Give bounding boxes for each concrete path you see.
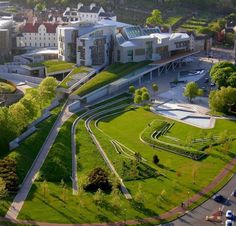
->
[85,105,132,199]
[5,101,73,220]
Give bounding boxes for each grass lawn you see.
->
[0,106,61,217]
[27,60,75,74]
[73,61,151,97]
[0,79,16,94]
[59,66,92,89]
[17,106,236,224]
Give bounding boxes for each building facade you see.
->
[63,3,116,23]
[16,22,61,48]
[58,19,191,67]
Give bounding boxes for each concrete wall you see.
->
[0,72,43,84]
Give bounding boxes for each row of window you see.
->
[19,36,56,41]
[18,42,57,47]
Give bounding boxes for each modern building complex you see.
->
[63,3,116,23]
[58,19,191,67]
[16,22,61,48]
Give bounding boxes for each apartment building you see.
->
[16,22,61,48]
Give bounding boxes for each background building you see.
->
[16,22,61,48]
[63,3,116,23]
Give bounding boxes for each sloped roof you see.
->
[78,6,101,13]
[22,22,60,33]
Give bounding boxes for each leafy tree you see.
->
[85,168,111,191]
[227,73,236,88]
[153,155,159,165]
[152,83,158,97]
[134,184,144,204]
[0,177,8,200]
[134,95,142,104]
[209,86,236,113]
[146,9,163,27]
[184,82,203,102]
[128,85,135,94]
[141,92,150,103]
[110,188,121,209]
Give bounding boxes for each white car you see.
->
[226,210,234,219]
[225,219,233,226]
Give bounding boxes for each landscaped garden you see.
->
[59,66,93,89]
[16,102,236,224]
[73,61,151,97]
[27,60,75,74]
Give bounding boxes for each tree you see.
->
[134,95,142,104]
[0,177,8,200]
[110,188,121,210]
[152,83,158,98]
[93,188,104,205]
[128,85,135,94]
[141,92,150,103]
[146,9,163,27]
[134,184,144,204]
[41,180,48,201]
[209,86,236,113]
[184,82,203,102]
[134,152,142,163]
[153,155,159,165]
[85,168,112,191]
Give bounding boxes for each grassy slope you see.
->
[17,107,236,224]
[74,61,150,97]
[59,66,91,89]
[0,106,61,217]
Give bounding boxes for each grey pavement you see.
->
[163,174,236,226]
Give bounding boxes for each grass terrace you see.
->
[59,66,92,89]
[73,61,151,97]
[27,60,75,74]
[17,103,236,224]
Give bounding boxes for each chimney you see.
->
[90,3,96,10]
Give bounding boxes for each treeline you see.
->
[0,77,58,154]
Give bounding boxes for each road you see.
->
[163,174,236,226]
[5,100,73,220]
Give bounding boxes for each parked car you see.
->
[226,210,233,220]
[225,219,233,226]
[213,194,225,203]
[210,83,215,87]
[232,189,236,197]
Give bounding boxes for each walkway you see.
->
[5,100,73,220]
[1,156,236,225]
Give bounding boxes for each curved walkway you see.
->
[1,156,236,225]
[70,97,130,194]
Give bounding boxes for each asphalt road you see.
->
[162,174,236,226]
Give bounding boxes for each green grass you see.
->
[27,60,75,74]
[0,106,61,217]
[73,61,151,97]
[59,66,91,89]
[0,79,16,94]
[18,106,236,224]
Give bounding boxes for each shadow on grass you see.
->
[158,164,176,172]
[131,200,158,217]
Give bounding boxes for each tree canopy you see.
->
[184,82,203,102]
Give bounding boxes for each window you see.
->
[127,50,133,61]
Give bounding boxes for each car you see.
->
[213,194,225,202]
[226,210,233,220]
[210,83,215,87]
[225,219,233,226]
[232,189,236,197]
